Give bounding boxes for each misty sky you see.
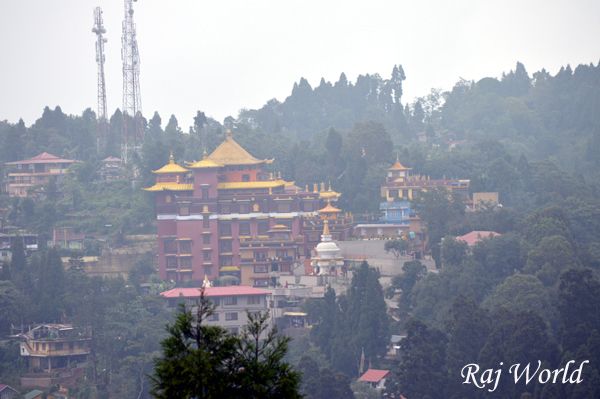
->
[1,0,599,129]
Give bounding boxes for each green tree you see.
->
[384,239,408,259]
[152,297,301,399]
[151,297,239,399]
[396,319,448,398]
[234,311,302,398]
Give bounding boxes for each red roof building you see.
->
[456,230,501,247]
[358,369,390,390]
[160,285,272,335]
[4,152,79,197]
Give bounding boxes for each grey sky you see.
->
[1,0,599,129]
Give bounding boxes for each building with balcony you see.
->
[144,131,350,285]
[17,324,91,389]
[4,152,79,197]
[380,157,470,202]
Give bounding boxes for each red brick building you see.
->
[145,131,348,285]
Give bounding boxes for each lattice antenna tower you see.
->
[93,7,108,120]
[121,0,143,163]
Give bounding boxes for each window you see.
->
[223,296,237,306]
[220,240,232,253]
[203,216,210,228]
[254,251,267,261]
[276,250,288,259]
[202,187,209,199]
[179,241,192,253]
[227,327,239,335]
[247,295,261,305]
[166,257,177,268]
[253,279,269,287]
[219,223,232,237]
[179,206,190,216]
[242,174,250,182]
[239,222,250,235]
[179,257,192,269]
[239,204,250,214]
[278,203,291,212]
[208,313,219,321]
[219,255,233,266]
[203,235,211,245]
[164,239,177,254]
[389,189,399,199]
[254,264,268,273]
[203,251,211,261]
[258,221,269,235]
[204,266,212,276]
[225,312,238,321]
[55,342,63,350]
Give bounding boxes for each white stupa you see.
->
[311,220,344,275]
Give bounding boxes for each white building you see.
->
[160,285,271,335]
[311,220,344,276]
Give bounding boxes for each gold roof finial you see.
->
[313,183,318,192]
[169,151,175,164]
[225,129,233,140]
[305,184,309,192]
[328,180,332,191]
[320,182,325,191]
[322,219,330,236]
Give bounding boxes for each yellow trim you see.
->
[217,180,287,190]
[319,203,342,213]
[143,182,193,192]
[187,158,222,169]
[220,266,240,272]
[207,132,273,166]
[319,190,341,199]
[152,154,189,174]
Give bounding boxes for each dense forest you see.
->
[1,61,600,397]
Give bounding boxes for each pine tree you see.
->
[152,295,301,399]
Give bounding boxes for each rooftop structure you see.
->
[144,131,348,285]
[381,156,470,202]
[17,324,91,389]
[456,230,501,247]
[160,285,271,335]
[4,152,79,197]
[311,220,344,277]
[358,369,390,390]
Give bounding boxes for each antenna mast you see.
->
[93,7,108,121]
[121,0,143,163]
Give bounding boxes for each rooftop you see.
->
[160,285,271,299]
[153,154,189,174]
[5,152,78,165]
[206,130,273,166]
[456,230,501,246]
[358,369,390,383]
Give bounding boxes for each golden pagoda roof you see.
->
[143,182,193,192]
[187,157,222,169]
[217,179,287,190]
[319,190,341,200]
[319,203,342,213]
[206,130,273,166]
[153,153,189,174]
[389,154,411,171]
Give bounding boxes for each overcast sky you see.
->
[1,0,599,128]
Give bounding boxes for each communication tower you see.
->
[121,0,143,163]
